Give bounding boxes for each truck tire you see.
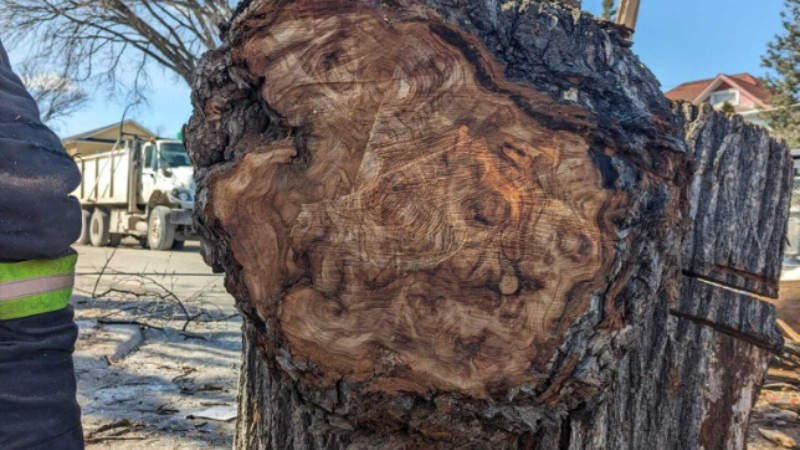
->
[147,206,175,251]
[75,209,92,245]
[89,209,110,247]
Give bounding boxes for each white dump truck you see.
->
[73,136,195,251]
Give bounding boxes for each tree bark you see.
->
[186,1,793,448]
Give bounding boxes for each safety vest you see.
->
[0,254,77,320]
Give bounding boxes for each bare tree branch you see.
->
[18,60,90,124]
[0,0,235,103]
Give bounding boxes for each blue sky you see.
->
[3,0,788,138]
[583,0,785,90]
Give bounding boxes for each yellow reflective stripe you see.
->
[0,254,77,320]
[0,254,78,283]
[0,288,73,320]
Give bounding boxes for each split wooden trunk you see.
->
[186,1,793,448]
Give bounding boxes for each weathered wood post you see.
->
[186,1,792,448]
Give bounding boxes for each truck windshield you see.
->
[159,143,192,168]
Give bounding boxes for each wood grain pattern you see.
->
[208,0,632,398]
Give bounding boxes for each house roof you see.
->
[665,73,772,108]
[61,119,155,142]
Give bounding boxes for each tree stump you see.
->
[186,1,793,448]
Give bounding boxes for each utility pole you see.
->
[616,0,641,34]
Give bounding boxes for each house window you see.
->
[710,89,739,107]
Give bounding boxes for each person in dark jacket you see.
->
[0,39,84,449]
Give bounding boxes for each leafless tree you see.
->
[18,61,89,124]
[0,0,234,100]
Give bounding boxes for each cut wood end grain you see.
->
[201,0,682,400]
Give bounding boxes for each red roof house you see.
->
[665,73,773,127]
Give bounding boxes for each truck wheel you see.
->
[171,239,185,250]
[89,209,110,247]
[148,206,176,251]
[75,209,92,245]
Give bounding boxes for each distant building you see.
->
[61,120,155,157]
[665,73,772,128]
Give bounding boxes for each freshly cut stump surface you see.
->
[185,0,756,446]
[209,1,630,398]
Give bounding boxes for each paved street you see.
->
[73,239,234,315]
[70,240,241,448]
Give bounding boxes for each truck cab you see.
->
[138,140,196,249]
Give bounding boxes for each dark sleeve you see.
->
[0,39,81,262]
[0,306,84,449]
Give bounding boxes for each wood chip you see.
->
[778,319,800,343]
[758,428,797,448]
[768,368,800,385]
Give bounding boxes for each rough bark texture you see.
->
[678,103,792,298]
[185,1,791,448]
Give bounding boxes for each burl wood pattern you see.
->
[208,1,624,397]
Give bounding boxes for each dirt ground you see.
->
[772,280,800,332]
[746,279,800,449]
[72,241,241,449]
